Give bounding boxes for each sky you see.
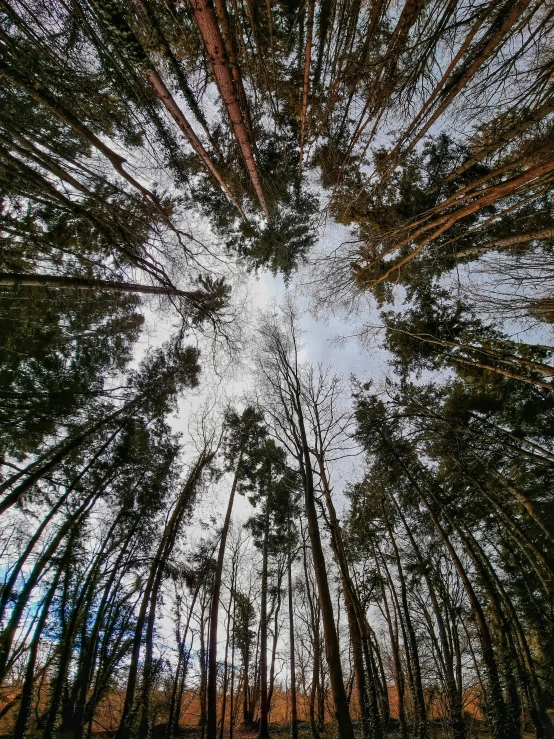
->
[139,213,396,675]
[120,211,399,617]
[132,211,393,521]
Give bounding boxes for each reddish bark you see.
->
[213,0,254,139]
[146,68,244,215]
[189,0,270,218]
[358,154,554,289]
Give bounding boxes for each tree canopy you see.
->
[1,2,554,739]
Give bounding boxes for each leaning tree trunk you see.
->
[374,550,408,739]
[258,495,270,739]
[43,539,111,739]
[294,408,355,739]
[316,458,382,739]
[0,432,121,623]
[118,450,213,739]
[392,497,466,739]
[207,450,244,739]
[287,529,299,739]
[72,535,136,739]
[189,0,270,218]
[0,61,158,204]
[0,272,227,316]
[0,403,132,515]
[11,553,66,739]
[416,487,511,739]
[0,485,103,682]
[298,0,314,176]
[382,508,428,739]
[135,0,216,145]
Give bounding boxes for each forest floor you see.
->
[141,723,542,739]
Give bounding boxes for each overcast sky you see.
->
[131,214,393,539]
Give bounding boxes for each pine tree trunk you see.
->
[212,0,254,139]
[0,488,101,682]
[0,60,158,203]
[416,488,510,739]
[135,0,215,144]
[219,580,234,739]
[189,0,270,218]
[145,67,243,215]
[392,499,466,739]
[43,545,109,739]
[382,509,428,739]
[460,524,554,739]
[375,552,408,739]
[118,451,213,739]
[11,559,65,739]
[72,539,135,739]
[0,434,120,623]
[220,549,240,739]
[0,272,225,309]
[0,404,131,515]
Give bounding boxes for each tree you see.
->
[258,305,355,739]
[206,406,267,739]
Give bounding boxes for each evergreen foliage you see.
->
[1,1,554,738]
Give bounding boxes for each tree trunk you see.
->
[117,450,213,739]
[392,498,466,739]
[298,0,314,176]
[0,433,120,622]
[189,0,270,218]
[72,539,136,739]
[0,487,102,682]
[258,495,270,739]
[415,486,510,739]
[229,587,237,739]
[316,457,382,739]
[199,597,209,737]
[0,60,158,203]
[295,418,355,739]
[43,538,111,739]
[287,534,299,739]
[382,508,428,739]
[374,552,408,739]
[460,523,554,739]
[219,566,236,739]
[144,67,243,215]
[267,566,283,711]
[212,0,254,139]
[135,0,215,144]
[0,272,227,313]
[11,559,65,739]
[301,530,322,739]
[0,403,132,515]
[208,451,243,739]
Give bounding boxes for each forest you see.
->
[1,0,553,738]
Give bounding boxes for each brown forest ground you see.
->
[1,686,552,738]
